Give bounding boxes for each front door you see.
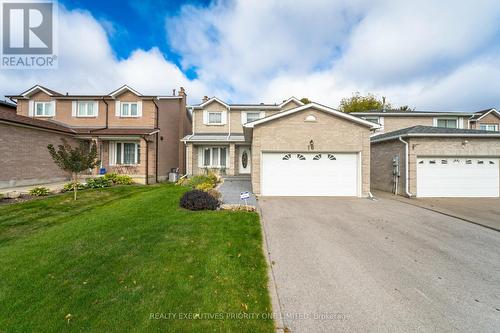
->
[239,147,251,174]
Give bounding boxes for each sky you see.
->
[1,0,500,111]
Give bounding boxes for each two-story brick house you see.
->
[183,97,380,197]
[3,85,190,187]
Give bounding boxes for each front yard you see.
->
[0,184,273,332]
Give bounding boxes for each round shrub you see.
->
[180,190,220,211]
[103,173,134,185]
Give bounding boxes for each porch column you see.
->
[228,143,236,176]
[186,143,193,176]
[92,137,101,176]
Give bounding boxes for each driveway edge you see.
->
[378,192,500,232]
[258,204,287,333]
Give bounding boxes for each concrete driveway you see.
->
[259,197,500,332]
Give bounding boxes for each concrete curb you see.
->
[257,203,287,333]
[378,192,500,232]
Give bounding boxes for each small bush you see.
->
[29,187,50,196]
[188,175,213,188]
[180,189,220,211]
[195,181,214,192]
[62,182,86,192]
[176,177,189,186]
[103,173,134,185]
[206,188,221,200]
[85,177,112,189]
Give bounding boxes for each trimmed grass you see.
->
[0,184,274,332]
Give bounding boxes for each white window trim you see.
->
[109,142,140,165]
[33,101,55,117]
[74,100,98,118]
[199,146,228,168]
[203,110,227,125]
[479,124,499,131]
[119,102,141,118]
[434,117,459,128]
[242,111,265,124]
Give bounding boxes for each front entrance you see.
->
[239,146,251,174]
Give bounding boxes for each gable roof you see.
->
[0,108,74,134]
[108,85,142,98]
[279,97,304,108]
[15,85,63,98]
[469,108,500,122]
[198,97,230,109]
[371,125,500,143]
[243,103,380,129]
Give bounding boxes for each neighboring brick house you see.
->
[183,98,379,197]
[351,108,500,134]
[0,100,16,113]
[3,85,191,188]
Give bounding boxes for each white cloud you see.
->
[2,1,500,111]
[167,0,500,110]
[0,7,206,100]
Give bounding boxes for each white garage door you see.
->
[417,157,499,197]
[261,152,359,196]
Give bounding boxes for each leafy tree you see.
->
[339,92,391,113]
[47,139,100,200]
[300,97,312,104]
[398,105,415,111]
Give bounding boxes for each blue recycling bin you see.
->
[99,168,107,175]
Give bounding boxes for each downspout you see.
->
[143,135,149,185]
[102,97,109,129]
[226,106,231,140]
[399,136,413,197]
[152,98,159,183]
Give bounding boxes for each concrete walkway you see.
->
[217,177,257,206]
[260,196,500,332]
[0,181,68,195]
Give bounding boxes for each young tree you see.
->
[47,139,100,200]
[339,92,391,113]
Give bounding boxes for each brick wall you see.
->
[0,123,81,188]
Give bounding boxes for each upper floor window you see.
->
[208,112,222,124]
[77,101,95,117]
[203,110,227,125]
[121,102,139,117]
[363,116,380,124]
[242,111,265,124]
[436,118,457,128]
[480,124,498,131]
[34,101,54,117]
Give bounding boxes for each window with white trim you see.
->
[479,124,499,131]
[243,111,264,124]
[113,142,140,165]
[436,118,457,128]
[201,147,227,167]
[34,102,54,117]
[121,102,139,117]
[208,112,223,124]
[363,116,380,124]
[77,101,95,117]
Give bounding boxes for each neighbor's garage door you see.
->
[261,152,359,196]
[417,157,499,197]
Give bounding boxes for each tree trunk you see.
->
[73,173,78,201]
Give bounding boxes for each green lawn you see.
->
[0,184,274,332]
